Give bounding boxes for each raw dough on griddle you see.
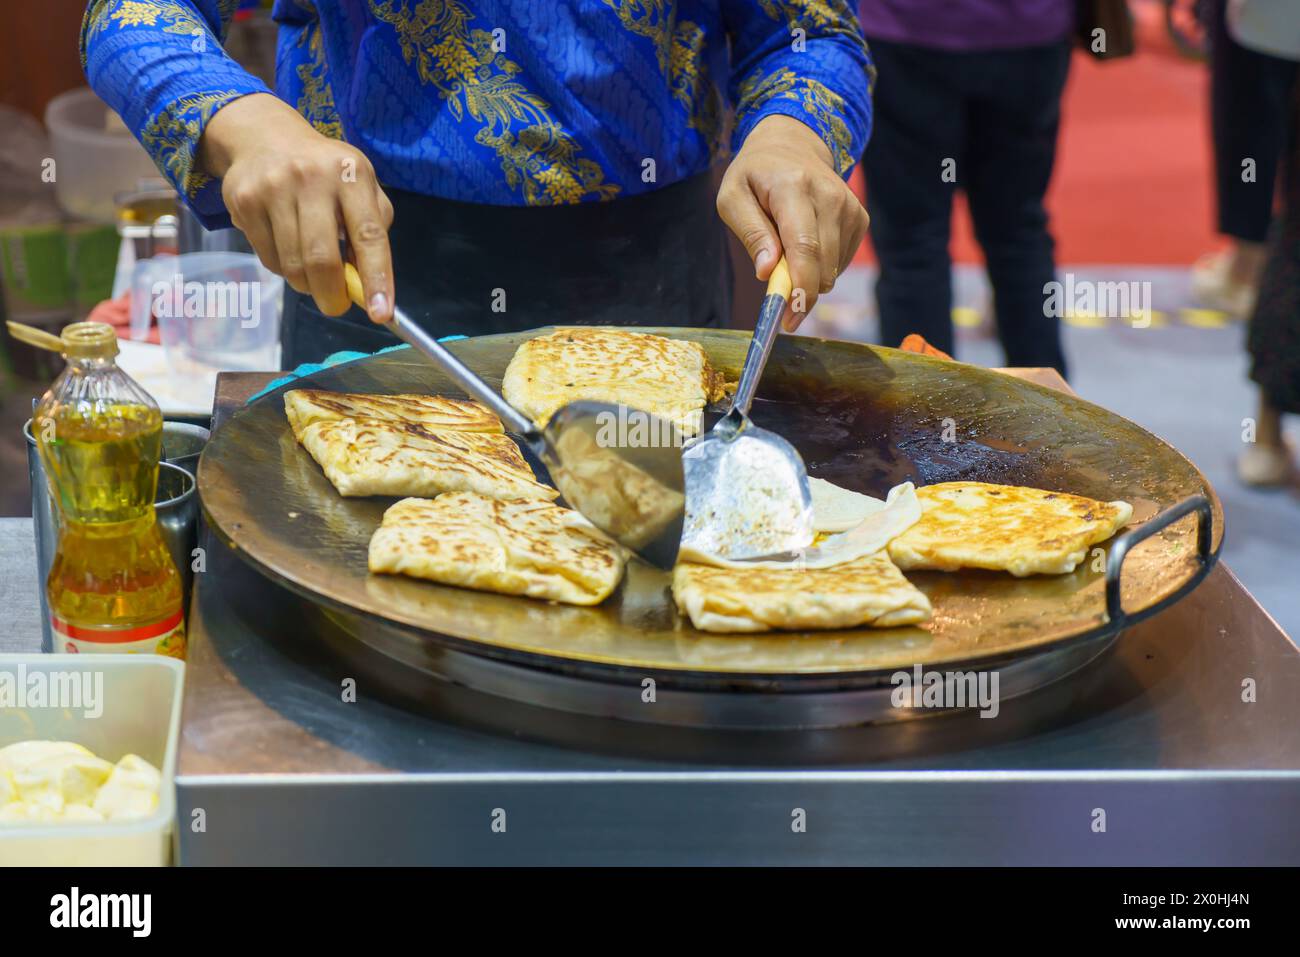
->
[368,493,627,606]
[809,477,886,532]
[678,482,921,570]
[887,481,1134,577]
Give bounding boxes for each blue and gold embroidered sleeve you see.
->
[81,0,273,227]
[726,0,875,177]
[80,1,874,223]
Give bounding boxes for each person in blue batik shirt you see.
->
[81,1,875,365]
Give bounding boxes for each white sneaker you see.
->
[1238,441,1294,487]
[1191,251,1258,319]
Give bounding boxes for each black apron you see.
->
[279,170,731,367]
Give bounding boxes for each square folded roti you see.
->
[284,389,502,437]
[672,551,933,633]
[887,481,1134,577]
[502,328,728,436]
[369,493,627,606]
[296,417,556,501]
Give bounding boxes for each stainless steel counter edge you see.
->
[175,773,1300,865]
[177,768,1300,785]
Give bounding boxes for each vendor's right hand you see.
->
[198,93,395,323]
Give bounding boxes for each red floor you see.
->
[853,1,1219,267]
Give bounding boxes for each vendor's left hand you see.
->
[717,114,869,330]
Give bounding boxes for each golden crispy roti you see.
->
[502,328,728,435]
[296,417,556,501]
[368,493,627,606]
[887,481,1134,577]
[672,551,932,633]
[284,389,501,437]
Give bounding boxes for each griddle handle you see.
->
[1105,494,1213,628]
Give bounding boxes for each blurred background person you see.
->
[856,0,1075,374]
[1231,0,1300,485]
[1191,0,1297,319]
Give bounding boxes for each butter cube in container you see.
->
[0,655,182,866]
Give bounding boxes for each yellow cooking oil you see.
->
[26,321,187,658]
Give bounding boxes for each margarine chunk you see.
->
[93,754,162,821]
[0,741,161,824]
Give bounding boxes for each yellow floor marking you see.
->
[1180,308,1229,329]
[1064,310,1108,328]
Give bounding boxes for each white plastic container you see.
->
[137,251,282,407]
[128,253,178,341]
[44,87,162,223]
[152,251,283,370]
[0,654,183,866]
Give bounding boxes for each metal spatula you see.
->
[680,258,814,561]
[342,264,686,568]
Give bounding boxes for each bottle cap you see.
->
[6,320,118,359]
[60,322,119,359]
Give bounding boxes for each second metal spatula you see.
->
[679,258,815,561]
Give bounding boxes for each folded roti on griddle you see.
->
[284,389,501,437]
[502,328,728,436]
[673,550,932,633]
[369,493,627,606]
[887,481,1134,577]
[296,417,556,501]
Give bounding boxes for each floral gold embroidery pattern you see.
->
[370,0,618,204]
[141,90,245,198]
[669,19,724,157]
[758,0,847,30]
[757,0,876,94]
[296,22,344,139]
[82,0,223,64]
[737,68,855,174]
[603,1,724,156]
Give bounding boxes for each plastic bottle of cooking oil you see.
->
[20,321,186,658]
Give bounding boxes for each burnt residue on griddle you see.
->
[742,383,1067,497]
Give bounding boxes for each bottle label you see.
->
[51,609,187,659]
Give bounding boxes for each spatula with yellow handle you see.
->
[342,263,687,568]
[679,257,815,562]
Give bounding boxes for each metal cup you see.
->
[161,421,210,477]
[24,419,57,653]
[155,462,198,609]
[26,420,200,651]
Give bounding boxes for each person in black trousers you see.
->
[1193,0,1299,318]
[859,35,1071,375]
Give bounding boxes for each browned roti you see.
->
[369,493,627,605]
[284,389,501,437]
[296,417,556,501]
[672,551,932,633]
[887,482,1134,577]
[502,328,728,435]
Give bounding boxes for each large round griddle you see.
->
[198,329,1221,728]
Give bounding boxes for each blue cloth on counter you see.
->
[244,338,465,403]
[80,1,874,230]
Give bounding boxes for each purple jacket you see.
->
[858,0,1075,51]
